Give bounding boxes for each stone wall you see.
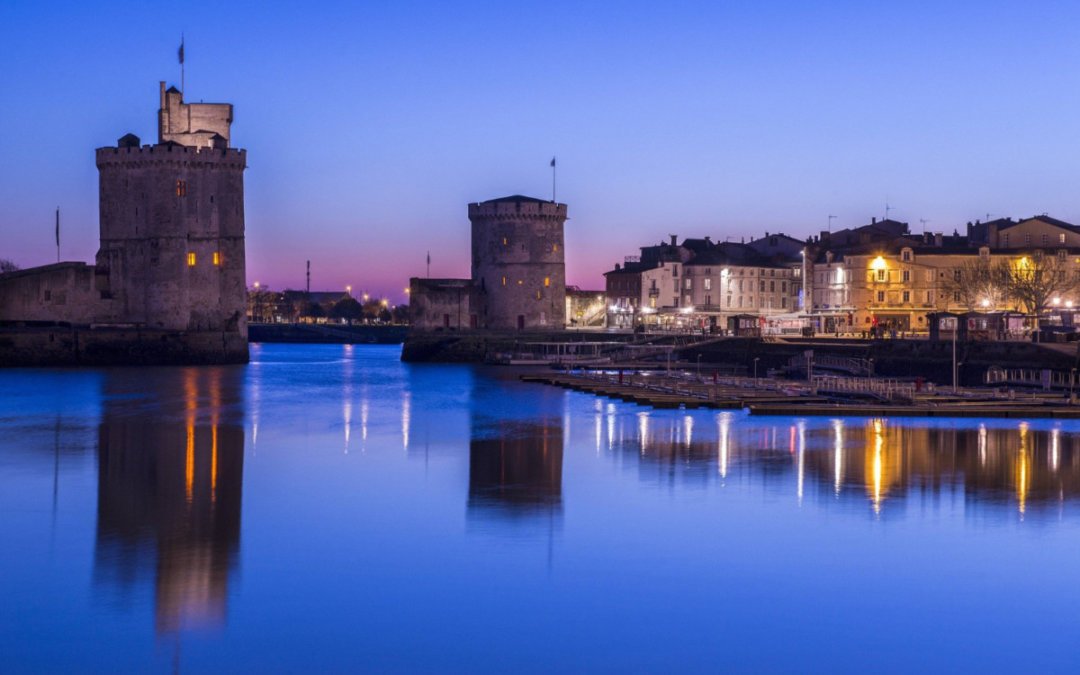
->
[95,143,247,335]
[408,278,477,330]
[0,263,112,325]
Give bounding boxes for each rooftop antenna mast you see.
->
[885,199,894,222]
[920,218,930,234]
[827,214,837,233]
[55,207,60,263]
[306,260,311,296]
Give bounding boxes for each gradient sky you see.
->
[5,1,1080,302]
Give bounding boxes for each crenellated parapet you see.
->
[96,143,246,171]
[468,197,567,221]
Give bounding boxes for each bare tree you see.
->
[939,257,1005,311]
[1002,251,1080,325]
[0,259,19,273]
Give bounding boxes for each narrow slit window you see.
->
[544,276,550,287]
[213,251,221,266]
[187,252,196,267]
[176,180,187,197]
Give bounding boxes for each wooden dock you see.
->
[520,371,1080,418]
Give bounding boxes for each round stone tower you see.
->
[470,195,567,330]
[94,83,247,341]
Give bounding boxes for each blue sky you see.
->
[4,0,1080,300]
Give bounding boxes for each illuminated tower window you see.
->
[187,252,196,267]
[552,243,558,253]
[502,237,508,246]
[213,251,221,266]
[176,179,187,197]
[544,276,551,287]
[501,276,507,286]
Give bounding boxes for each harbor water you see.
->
[3,344,1080,673]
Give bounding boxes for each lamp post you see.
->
[753,357,760,381]
[697,354,702,381]
[952,321,958,393]
[1071,368,1076,402]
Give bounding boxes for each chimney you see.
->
[670,234,677,246]
[704,236,712,244]
[872,217,877,225]
[615,263,621,271]
[934,232,944,247]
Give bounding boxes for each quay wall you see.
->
[0,327,248,367]
[402,330,636,363]
[681,338,1079,387]
[249,323,407,344]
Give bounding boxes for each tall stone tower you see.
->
[470,195,567,330]
[95,82,247,339]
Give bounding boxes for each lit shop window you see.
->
[187,252,196,267]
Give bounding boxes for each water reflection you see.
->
[93,367,244,634]
[468,422,563,521]
[608,413,1080,518]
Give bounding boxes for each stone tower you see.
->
[470,195,567,329]
[94,82,247,339]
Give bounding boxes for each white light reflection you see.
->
[796,420,806,504]
[401,391,411,450]
[717,413,730,479]
[832,419,844,495]
[1051,426,1061,472]
[344,400,352,454]
[638,411,649,453]
[683,415,694,449]
[606,403,616,451]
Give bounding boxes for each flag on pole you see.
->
[550,156,556,167]
[426,251,431,266]
[178,37,185,64]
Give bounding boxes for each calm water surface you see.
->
[3,344,1080,673]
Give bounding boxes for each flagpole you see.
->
[55,207,60,263]
[551,156,556,203]
[179,34,185,95]
[426,251,431,278]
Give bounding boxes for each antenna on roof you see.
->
[920,218,930,234]
[827,214,837,233]
[885,199,894,222]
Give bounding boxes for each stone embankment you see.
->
[0,326,248,366]
[249,323,406,344]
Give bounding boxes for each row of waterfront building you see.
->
[604,214,1080,335]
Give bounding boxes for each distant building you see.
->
[0,82,248,363]
[410,196,568,330]
[604,234,803,331]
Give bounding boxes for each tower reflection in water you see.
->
[611,412,1080,518]
[93,366,244,634]
[468,421,563,523]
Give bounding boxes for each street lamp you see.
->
[346,285,352,296]
[753,357,760,380]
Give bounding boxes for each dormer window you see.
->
[901,248,912,262]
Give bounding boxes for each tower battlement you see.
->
[468,196,567,220]
[96,143,246,170]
